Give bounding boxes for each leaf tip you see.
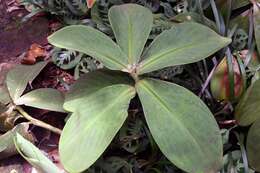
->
[87,0,96,8]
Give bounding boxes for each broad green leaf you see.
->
[6,61,47,101]
[253,3,260,55]
[60,71,136,173]
[246,118,260,172]
[48,25,128,71]
[13,133,61,173]
[60,86,135,173]
[15,88,65,112]
[138,22,231,74]
[0,86,11,104]
[64,70,134,111]
[136,78,222,173]
[0,123,33,160]
[109,4,153,64]
[235,79,260,126]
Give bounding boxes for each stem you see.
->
[16,106,62,135]
[130,72,139,83]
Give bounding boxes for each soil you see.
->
[0,0,49,63]
[0,2,62,172]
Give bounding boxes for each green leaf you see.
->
[109,4,153,64]
[60,71,136,173]
[235,79,260,126]
[15,88,65,112]
[138,22,231,74]
[6,61,48,101]
[246,118,260,172]
[13,133,61,173]
[232,0,250,10]
[136,78,222,173]
[48,25,128,71]
[253,3,260,55]
[0,123,33,160]
[0,86,11,104]
[64,70,134,112]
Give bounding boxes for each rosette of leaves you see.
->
[0,62,65,171]
[0,62,65,113]
[0,62,65,133]
[48,3,231,173]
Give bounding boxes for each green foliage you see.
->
[253,3,260,55]
[246,118,260,172]
[15,88,65,112]
[0,62,62,132]
[231,29,248,51]
[48,3,231,173]
[52,48,103,79]
[235,79,260,172]
[138,22,230,74]
[136,79,222,172]
[13,133,61,173]
[0,62,65,171]
[222,150,255,173]
[119,117,149,153]
[0,87,11,105]
[109,4,153,65]
[0,123,33,160]
[74,56,103,79]
[20,0,88,23]
[1,62,65,113]
[6,62,47,101]
[52,48,83,70]
[48,25,128,70]
[235,79,260,126]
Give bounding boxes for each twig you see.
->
[199,58,218,97]
[16,106,62,135]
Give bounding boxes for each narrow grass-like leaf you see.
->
[14,133,60,173]
[109,4,153,64]
[15,88,65,112]
[235,79,260,126]
[48,25,128,70]
[246,118,260,172]
[138,22,231,74]
[6,61,47,101]
[136,78,222,173]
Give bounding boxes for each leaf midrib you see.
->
[140,42,201,71]
[79,86,134,135]
[139,80,205,159]
[139,36,229,73]
[127,13,133,64]
[78,32,128,69]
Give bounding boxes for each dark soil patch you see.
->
[0,0,49,63]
